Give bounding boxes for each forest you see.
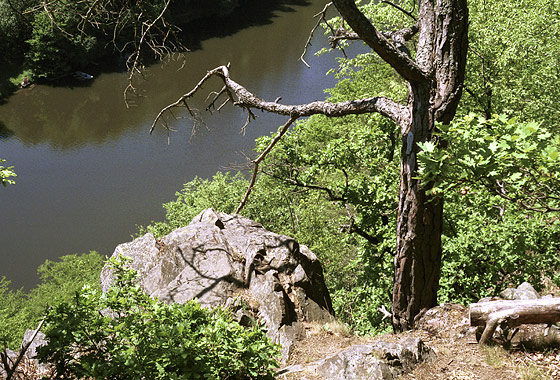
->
[1,0,560,378]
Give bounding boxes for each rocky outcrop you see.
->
[100,208,334,363]
[279,337,435,380]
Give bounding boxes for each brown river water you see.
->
[0,0,358,289]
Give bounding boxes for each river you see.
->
[0,0,350,290]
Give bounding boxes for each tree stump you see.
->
[469,298,560,344]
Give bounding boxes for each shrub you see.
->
[0,252,105,350]
[36,256,280,380]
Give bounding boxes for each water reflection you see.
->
[0,122,13,140]
[0,0,350,290]
[0,0,319,149]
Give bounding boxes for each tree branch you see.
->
[151,65,409,133]
[381,0,417,21]
[332,0,427,83]
[236,116,298,213]
[263,170,346,203]
[300,2,334,68]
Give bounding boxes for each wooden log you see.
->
[469,298,560,344]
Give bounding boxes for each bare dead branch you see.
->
[205,86,228,113]
[151,64,408,135]
[264,171,345,202]
[381,0,417,21]
[150,64,231,134]
[300,2,334,68]
[344,204,380,245]
[236,116,298,214]
[124,0,176,104]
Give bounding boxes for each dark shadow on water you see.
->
[178,0,313,51]
[41,75,97,89]
[0,121,14,140]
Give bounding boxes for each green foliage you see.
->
[0,277,27,349]
[0,158,16,186]
[36,256,279,380]
[25,251,105,317]
[439,193,560,304]
[0,252,104,350]
[25,11,98,78]
[415,114,560,302]
[140,172,250,237]
[464,0,560,126]
[0,0,34,63]
[418,114,560,212]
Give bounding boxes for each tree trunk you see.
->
[390,0,468,332]
[392,83,444,332]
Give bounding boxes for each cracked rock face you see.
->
[100,208,334,362]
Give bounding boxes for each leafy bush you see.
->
[440,194,560,304]
[418,114,560,211]
[36,256,280,380]
[0,277,27,349]
[0,252,105,350]
[416,114,560,302]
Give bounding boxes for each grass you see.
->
[518,363,553,380]
[481,345,509,368]
[307,319,353,337]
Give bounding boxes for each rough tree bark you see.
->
[152,0,469,332]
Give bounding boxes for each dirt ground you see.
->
[284,303,560,380]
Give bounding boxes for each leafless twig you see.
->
[300,2,334,68]
[381,0,417,21]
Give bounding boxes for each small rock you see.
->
[499,282,539,300]
[280,338,435,380]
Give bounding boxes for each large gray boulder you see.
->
[100,208,334,362]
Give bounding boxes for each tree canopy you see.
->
[150,0,560,332]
